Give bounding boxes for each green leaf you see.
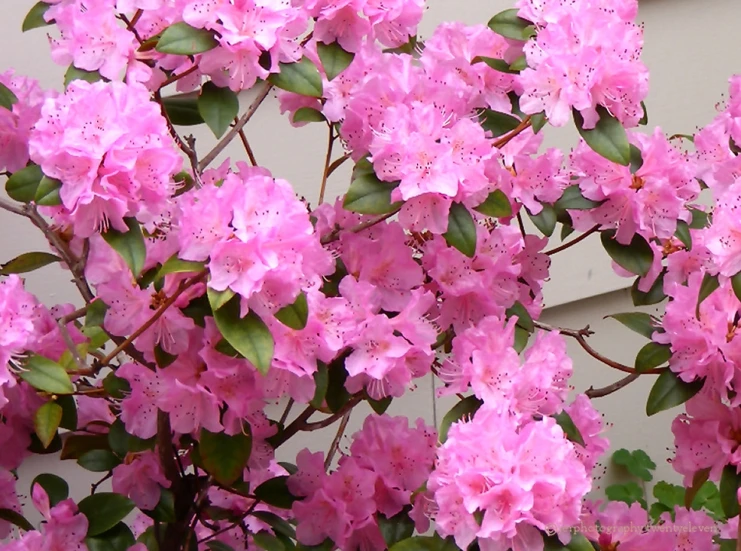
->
[64,66,104,87]
[198,81,239,138]
[310,361,329,409]
[720,465,741,519]
[32,474,68,506]
[378,510,415,547]
[646,370,704,416]
[474,189,512,218]
[343,158,401,215]
[154,345,177,368]
[156,256,205,280]
[108,419,155,456]
[638,101,648,126]
[531,112,547,133]
[78,449,121,472]
[697,272,721,318]
[275,292,309,330]
[487,9,536,41]
[142,489,176,523]
[212,295,274,375]
[20,355,75,395]
[564,533,596,551]
[605,482,646,507]
[631,271,667,306]
[554,185,602,210]
[509,55,527,72]
[6,164,43,203]
[293,107,325,123]
[652,481,685,513]
[607,312,658,339]
[689,207,710,229]
[368,396,392,415]
[61,434,110,460]
[162,93,204,126]
[439,396,483,443]
[389,534,459,551]
[443,202,477,258]
[253,532,285,551]
[199,428,251,486]
[57,395,78,431]
[635,342,671,372]
[85,522,136,551]
[612,448,656,481]
[574,106,631,166]
[553,410,585,447]
[731,272,741,304]
[513,326,530,353]
[102,374,130,401]
[561,223,575,241]
[251,511,296,540]
[479,109,520,137]
[685,468,712,509]
[207,287,235,311]
[156,22,218,55]
[254,476,299,509]
[325,354,350,413]
[600,229,653,277]
[629,144,644,174]
[34,401,63,449]
[102,218,146,278]
[35,176,63,206]
[675,220,692,250]
[0,83,18,111]
[137,527,160,551]
[0,509,34,531]
[22,2,53,32]
[471,56,519,74]
[268,58,324,98]
[528,204,557,237]
[0,252,61,276]
[317,41,355,81]
[78,493,135,537]
[505,301,534,332]
[719,539,737,551]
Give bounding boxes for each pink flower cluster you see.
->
[429,408,591,551]
[289,415,436,548]
[28,80,182,237]
[517,0,649,128]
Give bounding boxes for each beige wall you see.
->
[2,0,735,524]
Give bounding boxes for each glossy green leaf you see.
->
[6,164,43,203]
[487,9,536,41]
[199,428,251,486]
[207,287,235,311]
[253,532,285,551]
[0,509,33,531]
[268,58,323,98]
[212,295,274,375]
[600,229,653,277]
[310,361,329,409]
[528,205,557,237]
[317,41,355,81]
[34,401,63,449]
[378,510,415,547]
[607,312,659,339]
[64,66,104,87]
[108,419,155,456]
[198,81,239,138]
[325,354,351,413]
[35,176,63,206]
[389,534,459,551]
[0,83,18,111]
[156,256,205,280]
[102,218,146,278]
[85,522,136,551]
[631,271,667,306]
[443,202,477,258]
[635,342,672,372]
[343,158,401,215]
[574,106,631,166]
[78,449,121,472]
[612,448,656,481]
[479,109,520,137]
[629,144,644,174]
[156,22,218,55]
[293,107,325,123]
[275,292,309,330]
[513,326,530,353]
[61,433,110,460]
[531,112,547,133]
[32,474,69,506]
[474,189,512,218]
[689,207,710,229]
[254,476,299,509]
[368,396,392,415]
[20,355,75,395]
[439,396,483,443]
[554,185,602,210]
[29,433,62,454]
[509,55,527,71]
[22,1,53,32]
[697,273,721,318]
[0,252,61,276]
[554,410,585,447]
[57,395,77,431]
[162,93,204,126]
[638,101,648,126]
[471,56,519,74]
[505,301,534,332]
[564,533,596,551]
[646,370,705,416]
[720,465,741,519]
[78,493,135,537]
[675,220,692,250]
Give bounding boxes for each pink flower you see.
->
[0,469,22,539]
[112,451,172,510]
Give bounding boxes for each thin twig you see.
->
[492,116,532,149]
[90,472,112,494]
[153,90,202,188]
[160,65,199,89]
[318,126,335,204]
[235,123,258,166]
[199,82,273,171]
[325,411,352,469]
[278,398,294,426]
[516,212,527,238]
[99,271,207,366]
[59,305,89,325]
[303,394,363,431]
[320,207,401,245]
[326,152,351,178]
[0,198,25,216]
[585,373,641,399]
[546,225,600,255]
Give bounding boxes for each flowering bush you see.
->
[0,0,740,550]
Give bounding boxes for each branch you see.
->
[302,394,363,431]
[492,116,532,149]
[545,225,600,255]
[325,411,352,469]
[585,373,641,399]
[318,126,335,204]
[326,152,351,178]
[160,65,199,89]
[320,207,401,245]
[154,90,202,188]
[235,121,258,166]
[99,271,207,366]
[199,82,273,171]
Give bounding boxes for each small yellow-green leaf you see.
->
[275,292,309,330]
[34,401,63,449]
[0,252,61,275]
